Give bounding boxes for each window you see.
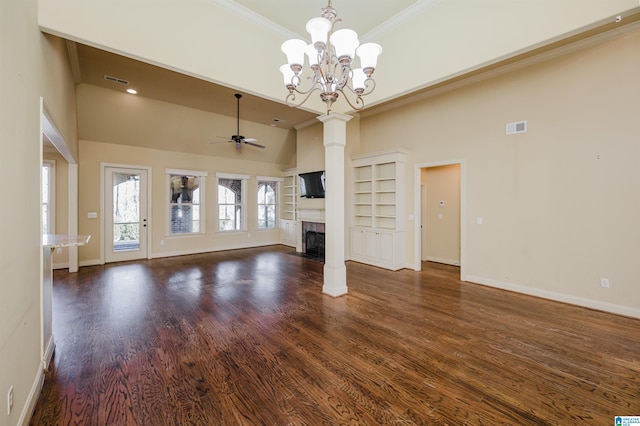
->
[257,176,283,229]
[42,160,55,235]
[217,173,248,232]
[166,168,207,235]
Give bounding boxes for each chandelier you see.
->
[280,1,382,113]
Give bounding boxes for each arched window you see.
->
[218,177,244,231]
[257,181,277,229]
[166,168,207,235]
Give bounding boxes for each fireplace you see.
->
[302,221,325,261]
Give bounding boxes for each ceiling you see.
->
[67,0,427,131]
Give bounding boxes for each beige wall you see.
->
[43,151,71,268]
[422,165,461,265]
[0,0,78,423]
[360,27,640,316]
[41,34,79,161]
[76,84,297,168]
[78,140,287,264]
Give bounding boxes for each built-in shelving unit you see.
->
[350,149,407,270]
[280,169,297,247]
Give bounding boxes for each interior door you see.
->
[105,167,148,263]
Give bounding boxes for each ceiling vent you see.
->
[506,120,527,135]
[104,75,130,85]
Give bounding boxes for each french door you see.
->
[104,166,149,263]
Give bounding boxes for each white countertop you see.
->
[43,234,91,248]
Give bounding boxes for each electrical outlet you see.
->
[7,385,13,415]
[600,278,610,288]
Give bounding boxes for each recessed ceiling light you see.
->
[127,88,138,95]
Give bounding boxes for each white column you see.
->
[317,112,352,297]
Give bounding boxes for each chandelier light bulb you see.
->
[281,39,307,71]
[305,44,320,67]
[351,68,367,92]
[330,29,359,61]
[356,43,383,73]
[280,64,297,89]
[306,17,331,49]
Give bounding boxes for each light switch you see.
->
[87,212,98,219]
[476,217,483,225]
[438,213,443,219]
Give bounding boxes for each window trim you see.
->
[42,160,56,235]
[216,172,249,233]
[165,168,208,237]
[256,176,283,230]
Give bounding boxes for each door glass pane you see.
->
[113,172,140,251]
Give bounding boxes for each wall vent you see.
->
[104,75,130,85]
[506,120,527,135]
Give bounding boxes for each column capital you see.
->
[316,112,354,124]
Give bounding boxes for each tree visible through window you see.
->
[218,178,243,231]
[168,174,202,234]
[257,181,277,229]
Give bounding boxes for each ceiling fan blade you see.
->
[243,138,257,143]
[245,141,266,149]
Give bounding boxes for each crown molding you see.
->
[207,0,302,40]
[362,0,444,41]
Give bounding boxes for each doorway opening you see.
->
[414,160,466,280]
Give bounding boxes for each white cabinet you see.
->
[350,149,407,270]
[280,219,297,247]
[350,228,404,270]
[280,169,297,247]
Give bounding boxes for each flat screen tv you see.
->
[299,171,325,198]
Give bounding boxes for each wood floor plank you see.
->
[29,246,640,425]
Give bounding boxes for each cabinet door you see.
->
[351,229,365,258]
[378,231,395,263]
[364,230,378,259]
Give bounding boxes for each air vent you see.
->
[104,75,130,85]
[506,120,527,135]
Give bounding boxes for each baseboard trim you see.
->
[150,241,282,259]
[465,274,640,319]
[424,256,460,266]
[43,336,55,371]
[20,362,45,426]
[52,262,69,270]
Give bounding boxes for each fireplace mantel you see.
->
[298,208,325,223]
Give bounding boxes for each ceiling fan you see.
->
[216,93,265,150]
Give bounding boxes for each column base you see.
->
[322,263,348,297]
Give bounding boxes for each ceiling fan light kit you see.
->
[280,0,382,113]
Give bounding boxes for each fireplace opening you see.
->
[305,231,325,261]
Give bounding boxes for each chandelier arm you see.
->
[285,87,320,109]
[361,78,377,96]
[336,88,365,111]
[291,74,323,96]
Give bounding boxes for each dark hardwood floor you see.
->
[30,245,640,425]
